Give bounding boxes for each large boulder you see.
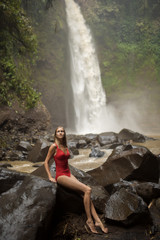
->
[87,145,159,187]
[32,162,109,214]
[118,128,151,143]
[0,167,56,240]
[89,146,105,158]
[97,132,118,146]
[135,182,160,202]
[27,139,52,162]
[105,188,149,225]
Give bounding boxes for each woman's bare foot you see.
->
[95,221,108,233]
[86,220,98,234]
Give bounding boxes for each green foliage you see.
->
[0,0,40,108]
[80,0,160,99]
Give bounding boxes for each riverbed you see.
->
[1,135,160,174]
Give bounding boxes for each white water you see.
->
[65,0,139,134]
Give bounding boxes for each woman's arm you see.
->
[44,143,56,182]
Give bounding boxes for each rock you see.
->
[148,200,160,236]
[105,188,149,225]
[68,141,79,155]
[135,182,160,202]
[89,146,105,158]
[32,163,43,168]
[118,128,150,143]
[112,179,138,195]
[156,198,160,210]
[0,107,10,127]
[27,139,52,162]
[84,133,98,142]
[4,150,25,161]
[32,163,110,214]
[0,163,12,168]
[52,212,152,240]
[16,141,32,152]
[97,132,118,146]
[87,146,159,187]
[68,141,78,148]
[0,167,56,240]
[69,147,79,155]
[77,139,87,148]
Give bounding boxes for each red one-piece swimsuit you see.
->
[54,143,71,181]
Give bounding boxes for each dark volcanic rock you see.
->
[32,162,109,214]
[0,167,56,240]
[89,146,105,158]
[27,139,52,162]
[98,132,118,146]
[105,188,149,225]
[135,182,160,202]
[16,140,32,152]
[87,146,159,187]
[118,128,151,143]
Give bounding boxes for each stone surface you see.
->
[105,188,149,225]
[135,182,160,202]
[118,128,151,143]
[98,132,118,146]
[87,145,159,187]
[0,167,56,240]
[27,139,52,162]
[16,141,32,152]
[89,146,105,158]
[32,163,109,214]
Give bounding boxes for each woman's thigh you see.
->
[57,175,89,193]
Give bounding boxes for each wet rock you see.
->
[0,167,56,240]
[84,133,98,143]
[135,182,160,202]
[112,179,138,195]
[118,128,151,143]
[148,200,160,235]
[89,146,105,158]
[16,141,32,152]
[0,107,10,127]
[32,162,109,214]
[4,150,25,161]
[156,198,160,210]
[69,147,79,155]
[68,141,78,148]
[87,146,159,187]
[105,188,149,225]
[0,163,12,168]
[27,139,52,162]
[77,139,87,148]
[68,141,79,155]
[98,132,118,146]
[32,163,43,168]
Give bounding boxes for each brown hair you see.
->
[54,126,67,147]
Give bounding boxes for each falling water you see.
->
[65,0,118,134]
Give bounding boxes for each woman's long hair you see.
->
[54,126,67,147]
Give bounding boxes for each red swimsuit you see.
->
[54,143,71,181]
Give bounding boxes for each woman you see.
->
[44,126,108,234]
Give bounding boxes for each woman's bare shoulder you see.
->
[49,143,57,151]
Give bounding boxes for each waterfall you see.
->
[65,0,117,134]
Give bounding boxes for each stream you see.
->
[1,135,160,174]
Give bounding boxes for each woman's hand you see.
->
[49,177,56,183]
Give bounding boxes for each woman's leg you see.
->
[57,175,98,233]
[90,200,108,233]
[67,175,108,233]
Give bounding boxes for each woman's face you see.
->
[56,127,65,139]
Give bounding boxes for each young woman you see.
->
[44,126,108,234]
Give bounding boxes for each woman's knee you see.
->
[85,186,92,195]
